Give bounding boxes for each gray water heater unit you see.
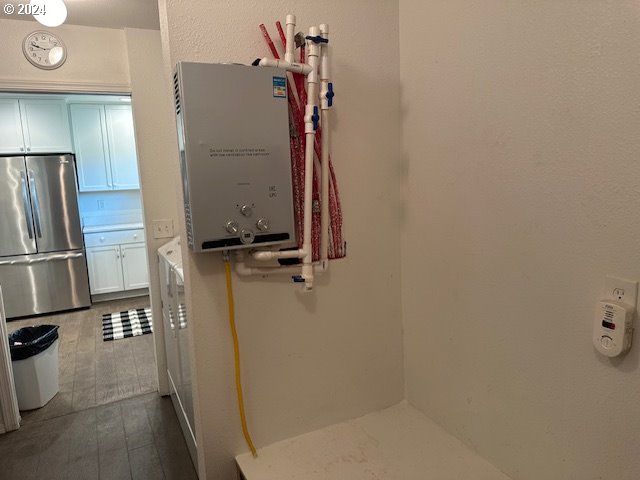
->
[173,62,296,252]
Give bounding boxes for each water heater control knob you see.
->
[256,218,270,232]
[240,205,253,217]
[225,220,239,234]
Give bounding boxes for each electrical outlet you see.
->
[604,275,638,309]
[152,219,174,239]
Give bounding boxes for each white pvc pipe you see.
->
[235,251,328,277]
[252,249,305,261]
[301,25,321,291]
[319,23,330,264]
[252,18,333,288]
[285,14,296,64]
[259,57,312,75]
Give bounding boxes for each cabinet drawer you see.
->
[84,229,145,247]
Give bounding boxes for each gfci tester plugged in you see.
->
[593,300,634,357]
[593,276,638,358]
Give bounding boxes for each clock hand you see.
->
[30,43,51,51]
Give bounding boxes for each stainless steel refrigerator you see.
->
[0,155,90,319]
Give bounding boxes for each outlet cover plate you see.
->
[604,275,638,309]
[152,219,174,239]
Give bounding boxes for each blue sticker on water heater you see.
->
[273,76,287,98]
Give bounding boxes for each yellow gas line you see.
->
[223,255,258,457]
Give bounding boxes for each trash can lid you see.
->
[8,325,59,361]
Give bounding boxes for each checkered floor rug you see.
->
[102,307,153,341]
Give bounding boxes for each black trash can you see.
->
[8,325,60,410]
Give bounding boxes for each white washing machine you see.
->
[158,237,197,470]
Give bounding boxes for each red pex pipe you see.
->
[259,22,345,260]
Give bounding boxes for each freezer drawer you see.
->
[0,250,90,319]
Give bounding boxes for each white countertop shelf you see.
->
[83,222,144,234]
[236,402,511,480]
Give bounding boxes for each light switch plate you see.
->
[152,219,174,239]
[603,275,638,309]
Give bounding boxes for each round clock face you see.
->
[23,31,67,70]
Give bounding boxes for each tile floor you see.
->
[2,298,197,479]
[0,392,197,479]
[8,296,157,425]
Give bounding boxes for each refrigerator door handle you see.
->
[0,252,84,266]
[20,172,34,240]
[28,171,43,238]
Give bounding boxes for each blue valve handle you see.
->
[326,83,335,107]
[292,275,305,283]
[312,106,320,130]
[305,35,329,44]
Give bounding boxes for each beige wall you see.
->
[125,27,181,396]
[0,19,129,92]
[400,1,640,479]
[159,0,404,477]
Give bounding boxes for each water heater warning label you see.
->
[207,146,272,159]
[273,77,286,98]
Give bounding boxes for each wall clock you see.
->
[23,31,67,70]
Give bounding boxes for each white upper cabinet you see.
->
[19,99,73,154]
[104,105,140,190]
[70,104,112,191]
[0,99,25,154]
[0,98,71,154]
[70,103,140,192]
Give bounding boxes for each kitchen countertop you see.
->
[83,222,145,234]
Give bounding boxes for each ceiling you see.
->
[0,0,160,30]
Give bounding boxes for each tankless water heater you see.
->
[173,62,296,252]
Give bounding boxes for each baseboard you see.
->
[91,288,149,303]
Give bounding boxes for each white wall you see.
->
[124,27,182,396]
[400,1,640,479]
[158,1,404,478]
[0,19,130,92]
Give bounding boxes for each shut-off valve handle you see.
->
[305,35,328,44]
[326,83,335,107]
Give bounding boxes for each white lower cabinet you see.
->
[85,229,148,296]
[86,245,125,294]
[121,243,149,290]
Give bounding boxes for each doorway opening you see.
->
[1,91,156,422]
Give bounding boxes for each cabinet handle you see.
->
[19,147,24,152]
[26,147,31,152]
[100,236,105,242]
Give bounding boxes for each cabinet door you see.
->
[0,99,26,154]
[86,245,124,294]
[104,105,140,190]
[70,104,112,192]
[19,99,72,154]
[121,242,149,290]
